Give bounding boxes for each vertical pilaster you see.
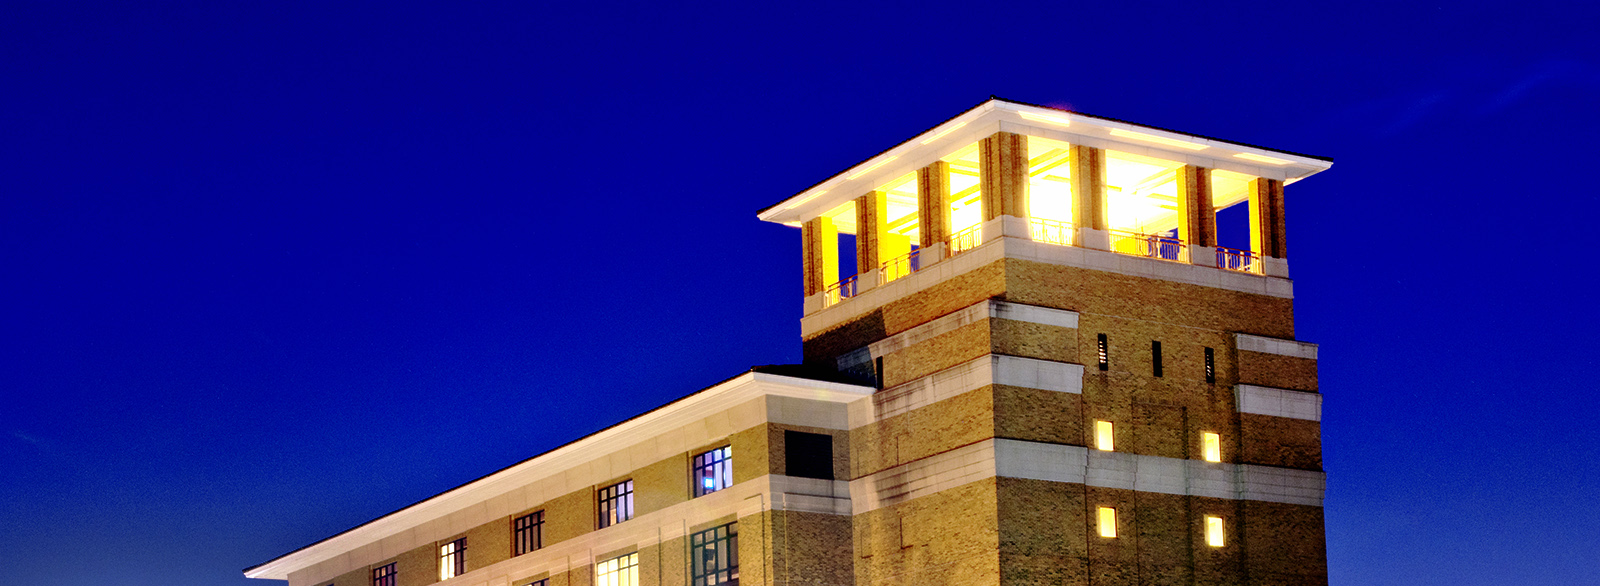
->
[855,191,884,276]
[979,131,1029,220]
[1178,165,1217,267]
[1069,144,1108,249]
[917,161,950,249]
[1247,178,1287,259]
[801,216,837,296]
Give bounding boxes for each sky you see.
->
[2,1,1598,585]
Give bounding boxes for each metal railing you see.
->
[879,247,923,284]
[1215,246,1261,274]
[821,274,859,307]
[1108,229,1186,262]
[1028,218,1074,246]
[947,225,982,256]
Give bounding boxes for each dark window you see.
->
[1097,334,1109,370]
[439,538,466,580]
[693,446,733,497]
[784,430,834,480]
[874,356,885,389]
[527,581,548,586]
[1204,347,1215,384]
[513,511,544,556]
[597,480,634,528]
[691,522,740,586]
[372,563,396,586]
[1151,341,1163,377]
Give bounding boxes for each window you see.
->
[1204,347,1215,384]
[597,480,634,528]
[874,356,885,389]
[439,538,465,580]
[693,446,733,497]
[1097,334,1109,370]
[1202,432,1222,463]
[784,430,834,480]
[1097,507,1117,538]
[1151,341,1163,377]
[596,552,638,586]
[690,522,740,586]
[372,563,396,586]
[513,511,544,556]
[1095,420,1114,451]
[526,581,548,586]
[1205,515,1225,547]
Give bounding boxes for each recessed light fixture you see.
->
[1233,152,1292,165]
[1109,128,1207,151]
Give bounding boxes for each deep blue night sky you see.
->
[3,2,1598,585]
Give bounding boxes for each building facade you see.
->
[245,98,1332,586]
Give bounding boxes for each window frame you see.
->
[513,510,545,556]
[1097,506,1117,538]
[690,522,740,586]
[692,446,733,498]
[1205,515,1226,547]
[372,562,397,586]
[595,552,639,586]
[1097,334,1109,370]
[597,480,635,529]
[1151,340,1163,377]
[1095,420,1115,451]
[1204,346,1216,384]
[439,537,466,581]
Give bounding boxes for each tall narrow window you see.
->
[595,553,638,586]
[693,446,733,497]
[597,480,634,528]
[1097,334,1109,370]
[690,522,740,586]
[1204,347,1215,384]
[1206,515,1226,547]
[372,563,396,586]
[875,356,885,389]
[1097,507,1118,538]
[1095,420,1114,451]
[513,511,544,556]
[1202,432,1222,463]
[439,538,465,581]
[1151,341,1163,377]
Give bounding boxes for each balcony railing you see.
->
[879,247,923,284]
[1109,229,1186,262]
[1028,218,1073,246]
[822,274,859,307]
[947,225,982,256]
[1215,246,1261,274]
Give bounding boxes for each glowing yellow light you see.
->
[1110,128,1207,151]
[1095,420,1114,451]
[1233,152,1292,165]
[1202,432,1221,463]
[921,121,969,144]
[1206,516,1225,547]
[847,156,898,180]
[1018,111,1072,126]
[1098,507,1117,538]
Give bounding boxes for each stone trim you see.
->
[1235,384,1322,421]
[1235,333,1318,359]
[849,438,1326,515]
[847,355,1084,429]
[836,299,1079,371]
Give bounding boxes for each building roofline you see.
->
[243,365,874,578]
[756,96,1334,218]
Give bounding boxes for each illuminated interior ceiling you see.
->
[1210,169,1253,211]
[1027,136,1074,224]
[1106,149,1184,235]
[815,172,920,241]
[946,142,982,232]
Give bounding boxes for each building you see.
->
[244,97,1332,586]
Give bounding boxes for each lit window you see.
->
[1205,516,1225,547]
[1202,432,1222,463]
[596,552,638,586]
[527,581,547,586]
[1097,334,1109,370]
[438,538,465,580]
[1204,347,1215,384]
[690,522,740,586]
[597,480,634,528]
[693,446,733,497]
[371,563,396,586]
[1095,420,1114,451]
[513,511,544,556]
[1097,507,1117,538]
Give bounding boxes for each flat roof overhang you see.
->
[757,97,1333,226]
